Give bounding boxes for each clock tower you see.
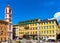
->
[5,4,12,40]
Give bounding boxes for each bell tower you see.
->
[5,4,12,40]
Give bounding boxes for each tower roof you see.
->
[5,4,11,9]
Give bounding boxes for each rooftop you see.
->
[0,20,8,24]
[18,18,58,25]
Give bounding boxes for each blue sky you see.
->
[0,0,60,24]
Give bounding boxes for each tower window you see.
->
[9,15,11,17]
[9,18,11,22]
[9,9,11,13]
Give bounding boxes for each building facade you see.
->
[13,25,19,40]
[38,19,59,40]
[14,19,39,39]
[0,20,8,42]
[14,19,59,40]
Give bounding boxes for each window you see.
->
[47,31,48,34]
[50,31,51,33]
[36,27,37,30]
[19,32,24,34]
[50,35,51,37]
[40,23,43,25]
[49,26,51,28]
[39,27,40,29]
[33,32,34,34]
[44,26,48,29]
[36,31,37,34]
[52,21,54,24]
[42,31,43,34]
[9,18,11,22]
[26,32,29,34]
[52,30,54,33]
[44,31,46,34]
[33,28,34,30]
[9,8,11,13]
[52,25,54,28]
[9,15,11,17]
[41,27,43,29]
[46,26,48,29]
[30,28,32,30]
[31,32,32,34]
[49,22,51,24]
[33,24,34,26]
[45,22,48,24]
[5,38,6,41]
[35,24,37,26]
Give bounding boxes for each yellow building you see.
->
[0,20,8,42]
[14,19,59,40]
[39,19,59,40]
[14,19,39,39]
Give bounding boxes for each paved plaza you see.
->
[16,40,60,43]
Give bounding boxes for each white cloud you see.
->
[54,12,60,20]
[48,18,55,20]
[48,12,60,21]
